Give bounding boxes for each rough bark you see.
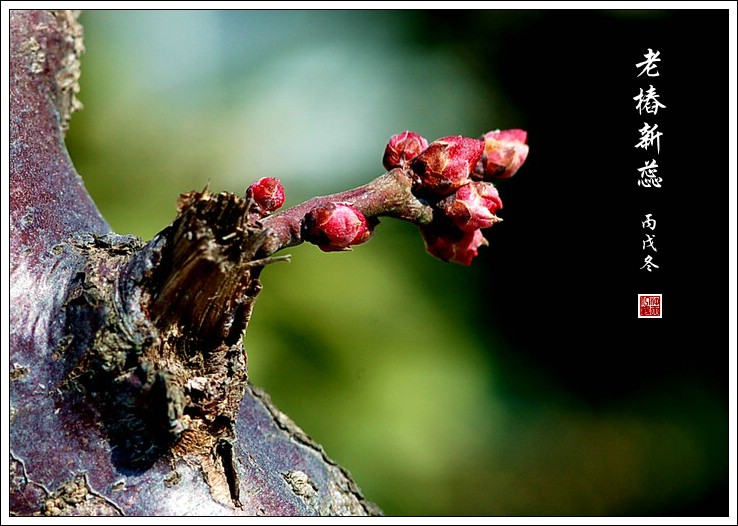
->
[9,10,381,516]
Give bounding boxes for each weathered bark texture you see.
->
[9,10,381,516]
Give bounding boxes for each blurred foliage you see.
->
[66,10,727,516]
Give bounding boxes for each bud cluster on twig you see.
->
[252,128,528,265]
[396,129,528,264]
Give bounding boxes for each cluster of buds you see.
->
[253,128,527,263]
[385,129,528,265]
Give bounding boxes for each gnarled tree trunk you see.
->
[9,10,380,516]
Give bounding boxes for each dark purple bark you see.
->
[9,10,379,516]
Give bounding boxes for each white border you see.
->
[2,3,736,524]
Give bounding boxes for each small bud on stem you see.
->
[303,203,374,252]
[436,181,503,232]
[383,131,429,171]
[246,177,285,217]
[421,223,488,266]
[410,136,485,196]
[474,129,529,180]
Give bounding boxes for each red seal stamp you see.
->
[638,294,662,318]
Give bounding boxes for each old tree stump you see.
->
[9,10,381,516]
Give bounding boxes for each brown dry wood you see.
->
[9,9,381,516]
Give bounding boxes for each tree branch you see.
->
[260,168,434,255]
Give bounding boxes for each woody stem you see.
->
[258,168,434,256]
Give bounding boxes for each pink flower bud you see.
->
[410,136,485,196]
[246,177,285,213]
[436,181,503,232]
[420,224,487,266]
[474,129,529,180]
[303,203,373,252]
[383,131,429,170]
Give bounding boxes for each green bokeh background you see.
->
[65,10,728,516]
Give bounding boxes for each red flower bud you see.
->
[436,181,503,232]
[474,129,529,180]
[246,177,285,213]
[303,203,373,252]
[383,131,429,170]
[410,136,485,196]
[421,223,487,266]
